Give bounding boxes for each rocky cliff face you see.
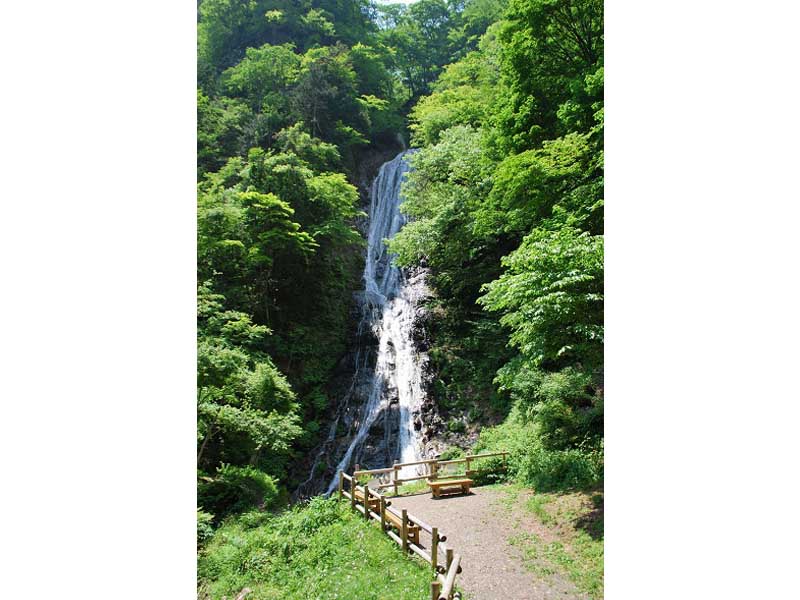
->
[295,150,445,498]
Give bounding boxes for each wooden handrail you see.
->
[343,480,460,598]
[353,451,508,478]
[440,553,461,600]
[353,466,396,476]
[335,449,507,600]
[439,451,508,466]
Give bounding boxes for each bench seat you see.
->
[427,477,473,498]
[384,509,420,545]
[353,486,381,512]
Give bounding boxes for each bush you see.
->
[474,406,603,491]
[447,419,467,433]
[517,445,603,491]
[471,455,507,486]
[197,508,215,548]
[438,446,465,461]
[198,464,279,521]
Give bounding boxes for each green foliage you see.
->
[497,0,604,150]
[198,0,376,82]
[409,25,502,146]
[197,91,253,176]
[197,282,304,485]
[198,508,215,548]
[221,43,299,111]
[447,418,467,434]
[392,2,604,495]
[273,122,341,171]
[198,464,281,521]
[456,0,509,48]
[475,406,602,491]
[376,0,457,98]
[292,45,362,142]
[497,365,602,450]
[198,498,431,599]
[477,133,596,237]
[479,228,604,369]
[437,446,464,461]
[246,361,296,413]
[517,445,603,491]
[196,0,604,523]
[199,0,415,501]
[511,488,604,598]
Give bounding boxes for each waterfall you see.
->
[319,150,427,495]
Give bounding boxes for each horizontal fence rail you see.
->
[338,451,508,600]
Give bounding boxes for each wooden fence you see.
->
[337,451,508,600]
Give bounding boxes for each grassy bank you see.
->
[498,485,604,599]
[198,497,431,600]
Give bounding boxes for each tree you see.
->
[196,284,303,480]
[498,0,603,150]
[479,228,603,370]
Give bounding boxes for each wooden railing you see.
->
[337,451,508,600]
[353,451,509,495]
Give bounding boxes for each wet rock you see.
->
[369,419,384,436]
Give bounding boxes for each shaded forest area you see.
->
[197,0,603,529]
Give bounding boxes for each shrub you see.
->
[438,446,465,460]
[467,406,483,422]
[517,445,603,491]
[198,464,279,521]
[471,455,508,485]
[447,419,467,433]
[197,508,215,548]
[474,406,603,491]
[492,362,603,455]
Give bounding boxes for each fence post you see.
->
[338,471,343,500]
[431,580,441,600]
[363,484,370,520]
[401,509,409,553]
[465,456,471,476]
[393,460,399,495]
[380,495,386,532]
[431,526,439,574]
[350,476,356,511]
[431,459,438,481]
[446,548,453,572]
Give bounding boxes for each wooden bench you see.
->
[384,509,420,545]
[353,485,381,512]
[427,478,473,498]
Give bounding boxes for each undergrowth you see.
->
[473,405,603,491]
[506,486,604,599]
[198,497,431,600]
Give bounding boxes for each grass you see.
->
[502,486,604,599]
[392,478,430,496]
[198,496,432,600]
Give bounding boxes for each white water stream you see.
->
[323,150,427,495]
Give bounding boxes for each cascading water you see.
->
[299,150,430,497]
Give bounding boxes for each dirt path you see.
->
[390,485,589,600]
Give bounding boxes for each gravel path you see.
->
[389,485,589,600]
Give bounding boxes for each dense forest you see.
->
[197,0,603,587]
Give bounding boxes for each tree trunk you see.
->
[197,425,216,465]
